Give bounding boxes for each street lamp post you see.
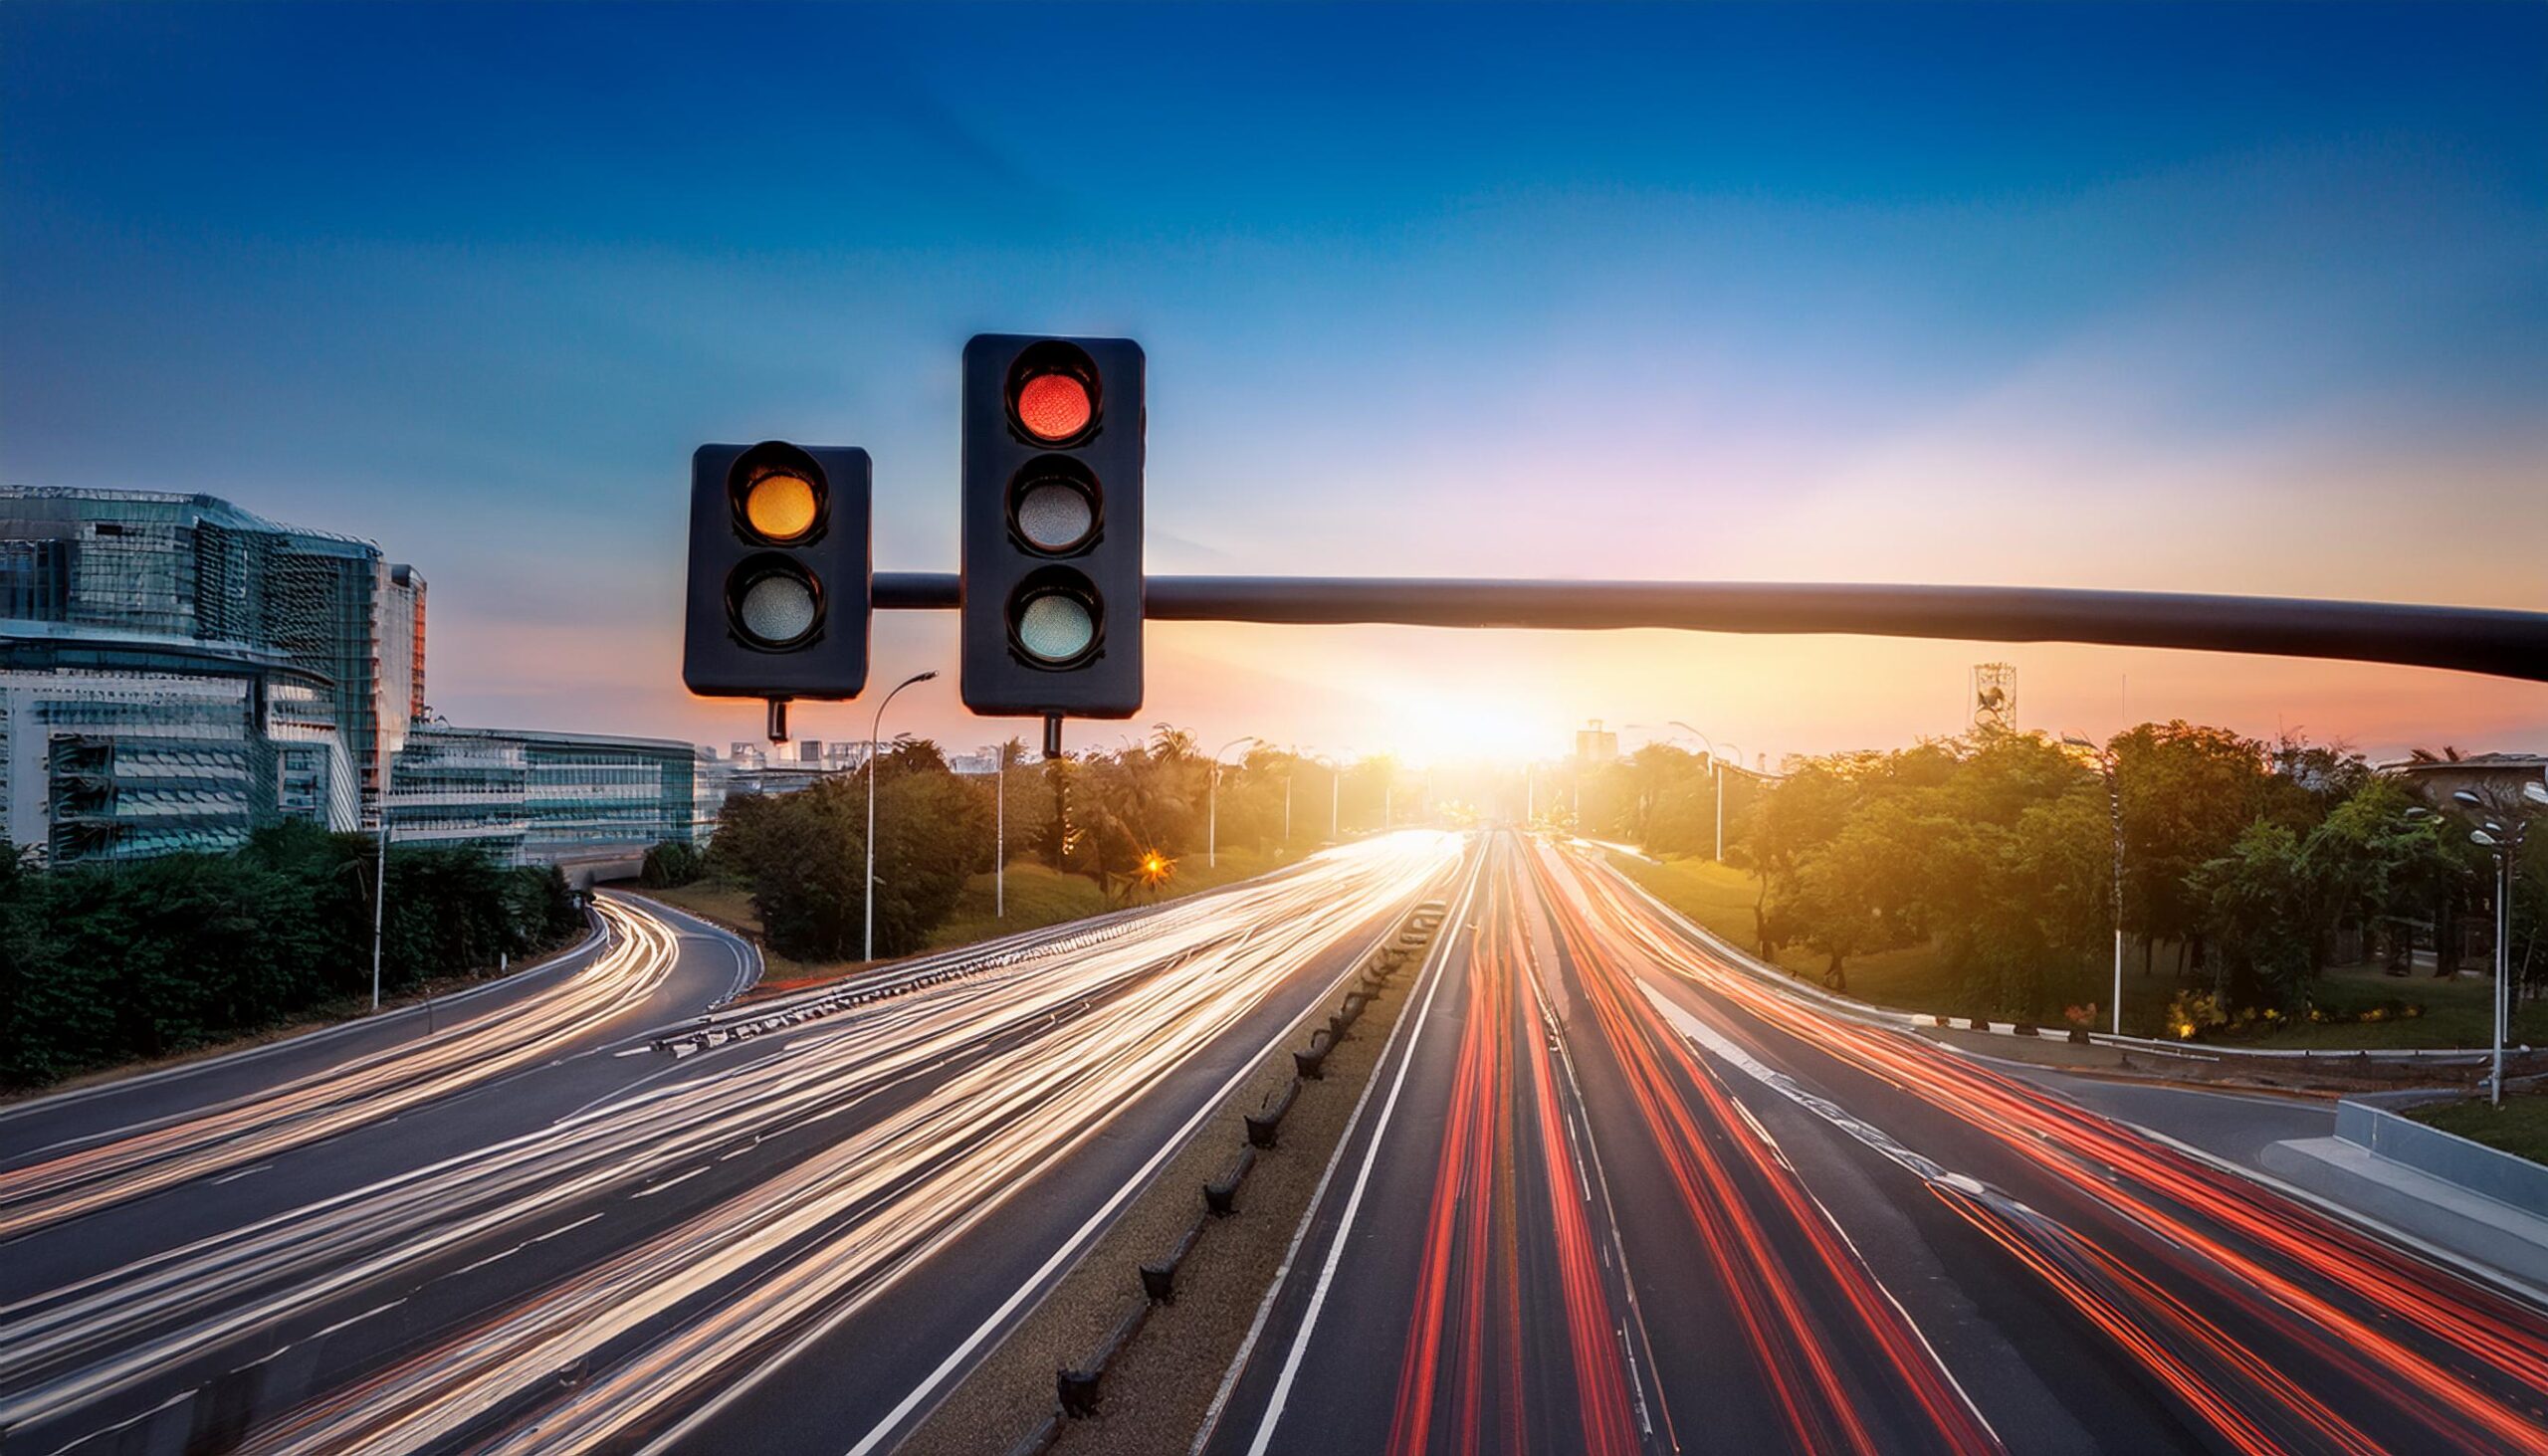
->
[2431,782,2546,1106]
[2064,733,2127,1038]
[371,747,392,1011]
[865,670,938,962]
[1209,735,1258,869]
[995,740,1007,920]
[1665,722,1738,862]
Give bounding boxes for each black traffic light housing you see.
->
[960,333,1145,721]
[684,442,872,713]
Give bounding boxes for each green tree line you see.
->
[1577,724,2544,1026]
[704,728,1391,963]
[0,821,584,1089]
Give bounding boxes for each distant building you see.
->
[1,487,423,862]
[389,725,711,869]
[1576,720,1618,766]
[2381,751,2548,807]
[2,486,711,871]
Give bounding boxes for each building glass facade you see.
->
[3,487,709,868]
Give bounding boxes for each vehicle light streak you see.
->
[0,899,681,1241]
[1523,842,1999,1455]
[1541,841,2548,1454]
[0,835,1459,1454]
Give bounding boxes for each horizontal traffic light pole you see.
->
[871,573,2548,683]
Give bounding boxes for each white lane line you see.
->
[1638,981,2004,1444]
[1192,857,1486,1456]
[834,867,1468,1456]
[309,1297,406,1342]
[1231,856,1485,1456]
[630,1165,711,1200]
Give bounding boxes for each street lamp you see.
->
[994,739,1011,920]
[371,748,392,1011]
[1209,735,1258,869]
[1664,722,1735,863]
[2064,732,2126,1038]
[1302,752,1344,841]
[865,670,938,962]
[2438,785,2540,1108]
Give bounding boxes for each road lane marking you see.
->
[1223,853,1486,1456]
[826,861,1468,1456]
[630,1165,711,1199]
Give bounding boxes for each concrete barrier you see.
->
[2337,1095,2548,1213]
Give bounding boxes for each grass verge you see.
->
[1598,848,2546,1052]
[2406,1093,2548,1166]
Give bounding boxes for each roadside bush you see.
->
[0,824,587,1091]
[640,840,705,888]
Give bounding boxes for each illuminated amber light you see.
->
[1015,372,1093,441]
[1137,850,1173,887]
[743,472,820,541]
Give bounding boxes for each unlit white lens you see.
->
[740,572,817,644]
[1015,593,1096,662]
[1015,482,1095,551]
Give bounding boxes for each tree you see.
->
[2111,722,2273,977]
[2190,821,2317,1010]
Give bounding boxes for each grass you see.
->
[636,839,1329,989]
[1598,852,1971,1018]
[2220,961,2548,1051]
[1596,848,2543,1050]
[2406,1093,2548,1167]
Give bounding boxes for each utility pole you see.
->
[2063,733,2127,1037]
[1210,736,1256,869]
[995,740,1006,919]
[865,670,937,962]
[371,747,391,1012]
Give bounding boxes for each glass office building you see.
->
[388,727,710,868]
[3,486,710,868]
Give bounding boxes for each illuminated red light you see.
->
[1014,371,1093,441]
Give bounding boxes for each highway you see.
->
[1208,831,2548,1455]
[0,836,1460,1456]
[8,830,2546,1456]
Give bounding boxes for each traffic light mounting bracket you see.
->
[870,572,2548,685]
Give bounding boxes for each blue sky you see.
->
[6,3,2543,761]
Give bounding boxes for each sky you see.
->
[4,2,2543,768]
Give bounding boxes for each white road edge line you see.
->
[1218,851,1486,1456]
[813,860,1467,1456]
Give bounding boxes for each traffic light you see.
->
[960,334,1145,724]
[684,441,872,725]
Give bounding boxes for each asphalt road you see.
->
[0,837,1461,1456]
[1206,831,2548,1455]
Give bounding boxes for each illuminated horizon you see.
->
[5,3,2541,766]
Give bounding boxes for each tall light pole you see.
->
[2065,733,2126,1037]
[994,739,1008,920]
[2427,781,2546,1107]
[865,670,938,962]
[1665,722,1728,862]
[1209,735,1258,869]
[371,747,392,1011]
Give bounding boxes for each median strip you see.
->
[901,896,1450,1456]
